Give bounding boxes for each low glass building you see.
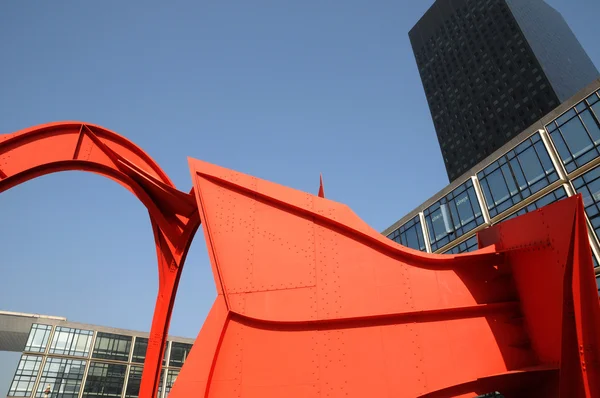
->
[1,311,193,398]
[383,78,600,294]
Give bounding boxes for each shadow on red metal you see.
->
[2,123,600,397]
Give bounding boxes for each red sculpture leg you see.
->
[139,214,199,398]
[0,122,200,398]
[169,158,600,398]
[478,195,600,397]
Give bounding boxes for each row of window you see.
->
[8,355,179,398]
[546,92,600,173]
[25,324,192,367]
[392,165,600,260]
[443,186,568,254]
[387,89,600,258]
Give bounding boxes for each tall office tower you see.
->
[409,0,599,182]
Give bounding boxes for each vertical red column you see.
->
[139,216,199,398]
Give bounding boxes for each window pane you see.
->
[556,109,576,126]
[164,369,180,397]
[587,93,600,105]
[25,324,52,353]
[572,166,600,241]
[82,362,126,398]
[592,101,600,121]
[35,358,86,398]
[92,333,132,362]
[495,187,568,224]
[50,327,93,357]
[561,117,594,158]
[478,133,558,218]
[484,169,510,206]
[131,338,148,364]
[169,343,193,368]
[157,369,166,398]
[581,110,600,145]
[454,191,475,224]
[443,235,478,254]
[423,180,483,251]
[518,147,545,186]
[551,105,600,171]
[550,131,573,164]
[386,216,426,252]
[124,366,142,398]
[8,355,43,397]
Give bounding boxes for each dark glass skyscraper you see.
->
[409,0,599,182]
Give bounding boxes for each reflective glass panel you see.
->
[443,235,478,254]
[596,275,600,295]
[92,333,132,362]
[572,165,600,243]
[131,338,147,363]
[495,187,568,224]
[49,326,93,357]
[124,366,142,398]
[169,343,193,368]
[131,337,168,365]
[164,369,180,397]
[592,251,599,269]
[8,355,43,397]
[593,101,600,122]
[424,179,484,251]
[82,362,126,398]
[386,215,426,251]
[35,357,86,398]
[586,91,599,105]
[477,133,558,218]
[25,324,52,353]
[157,369,166,398]
[549,99,600,173]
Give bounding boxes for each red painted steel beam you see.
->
[169,158,600,398]
[0,122,200,398]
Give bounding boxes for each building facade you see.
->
[2,312,194,398]
[409,0,599,181]
[383,78,600,293]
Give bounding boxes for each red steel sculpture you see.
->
[0,122,200,398]
[1,122,600,397]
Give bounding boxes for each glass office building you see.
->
[409,0,599,182]
[4,317,194,398]
[383,78,600,294]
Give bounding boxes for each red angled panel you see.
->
[174,157,600,397]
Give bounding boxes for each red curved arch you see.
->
[0,121,200,398]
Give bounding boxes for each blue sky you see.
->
[1,0,599,393]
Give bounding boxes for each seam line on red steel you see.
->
[195,171,505,269]
[228,285,317,294]
[228,301,520,331]
[204,314,232,398]
[194,172,231,310]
